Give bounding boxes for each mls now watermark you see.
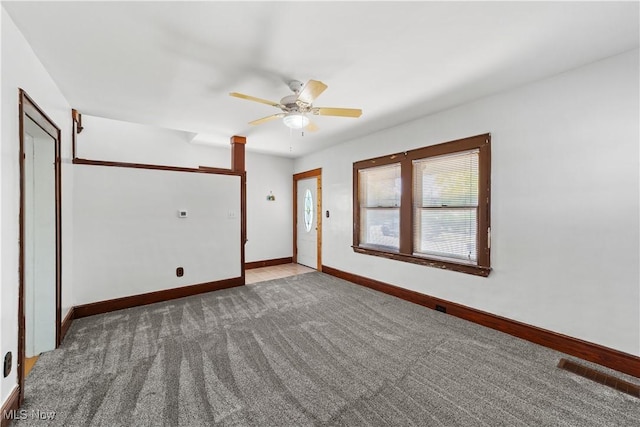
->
[3,409,56,421]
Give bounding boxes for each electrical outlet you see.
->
[176,267,184,277]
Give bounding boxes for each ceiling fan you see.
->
[230,79,362,131]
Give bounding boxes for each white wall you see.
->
[78,115,295,266]
[74,116,242,304]
[245,151,294,263]
[73,166,241,304]
[295,49,640,357]
[78,115,231,169]
[1,6,74,406]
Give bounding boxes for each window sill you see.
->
[352,246,491,277]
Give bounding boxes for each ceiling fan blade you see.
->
[230,92,281,107]
[296,80,328,105]
[249,113,284,126]
[312,107,362,118]
[305,121,319,132]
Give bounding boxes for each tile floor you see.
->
[245,263,315,284]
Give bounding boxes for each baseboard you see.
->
[245,257,293,270]
[322,265,640,379]
[60,308,74,342]
[558,358,639,398]
[1,386,20,427]
[74,276,244,319]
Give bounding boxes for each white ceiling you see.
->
[4,1,639,158]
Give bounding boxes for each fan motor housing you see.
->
[280,94,302,112]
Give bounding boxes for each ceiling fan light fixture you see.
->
[231,79,361,132]
[282,112,309,129]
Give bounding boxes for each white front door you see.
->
[296,177,317,269]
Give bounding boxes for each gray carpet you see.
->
[19,272,639,426]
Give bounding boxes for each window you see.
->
[304,189,313,232]
[358,163,401,250]
[413,150,479,263]
[353,134,491,276]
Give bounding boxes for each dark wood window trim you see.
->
[353,133,491,276]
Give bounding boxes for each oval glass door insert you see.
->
[304,189,313,232]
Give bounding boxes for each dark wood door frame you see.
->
[293,168,322,270]
[18,89,62,405]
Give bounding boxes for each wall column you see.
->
[230,135,247,284]
[230,135,246,172]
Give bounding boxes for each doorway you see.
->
[293,169,321,270]
[18,89,62,404]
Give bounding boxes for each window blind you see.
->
[359,163,401,250]
[413,150,479,262]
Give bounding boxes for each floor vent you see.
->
[557,358,639,398]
